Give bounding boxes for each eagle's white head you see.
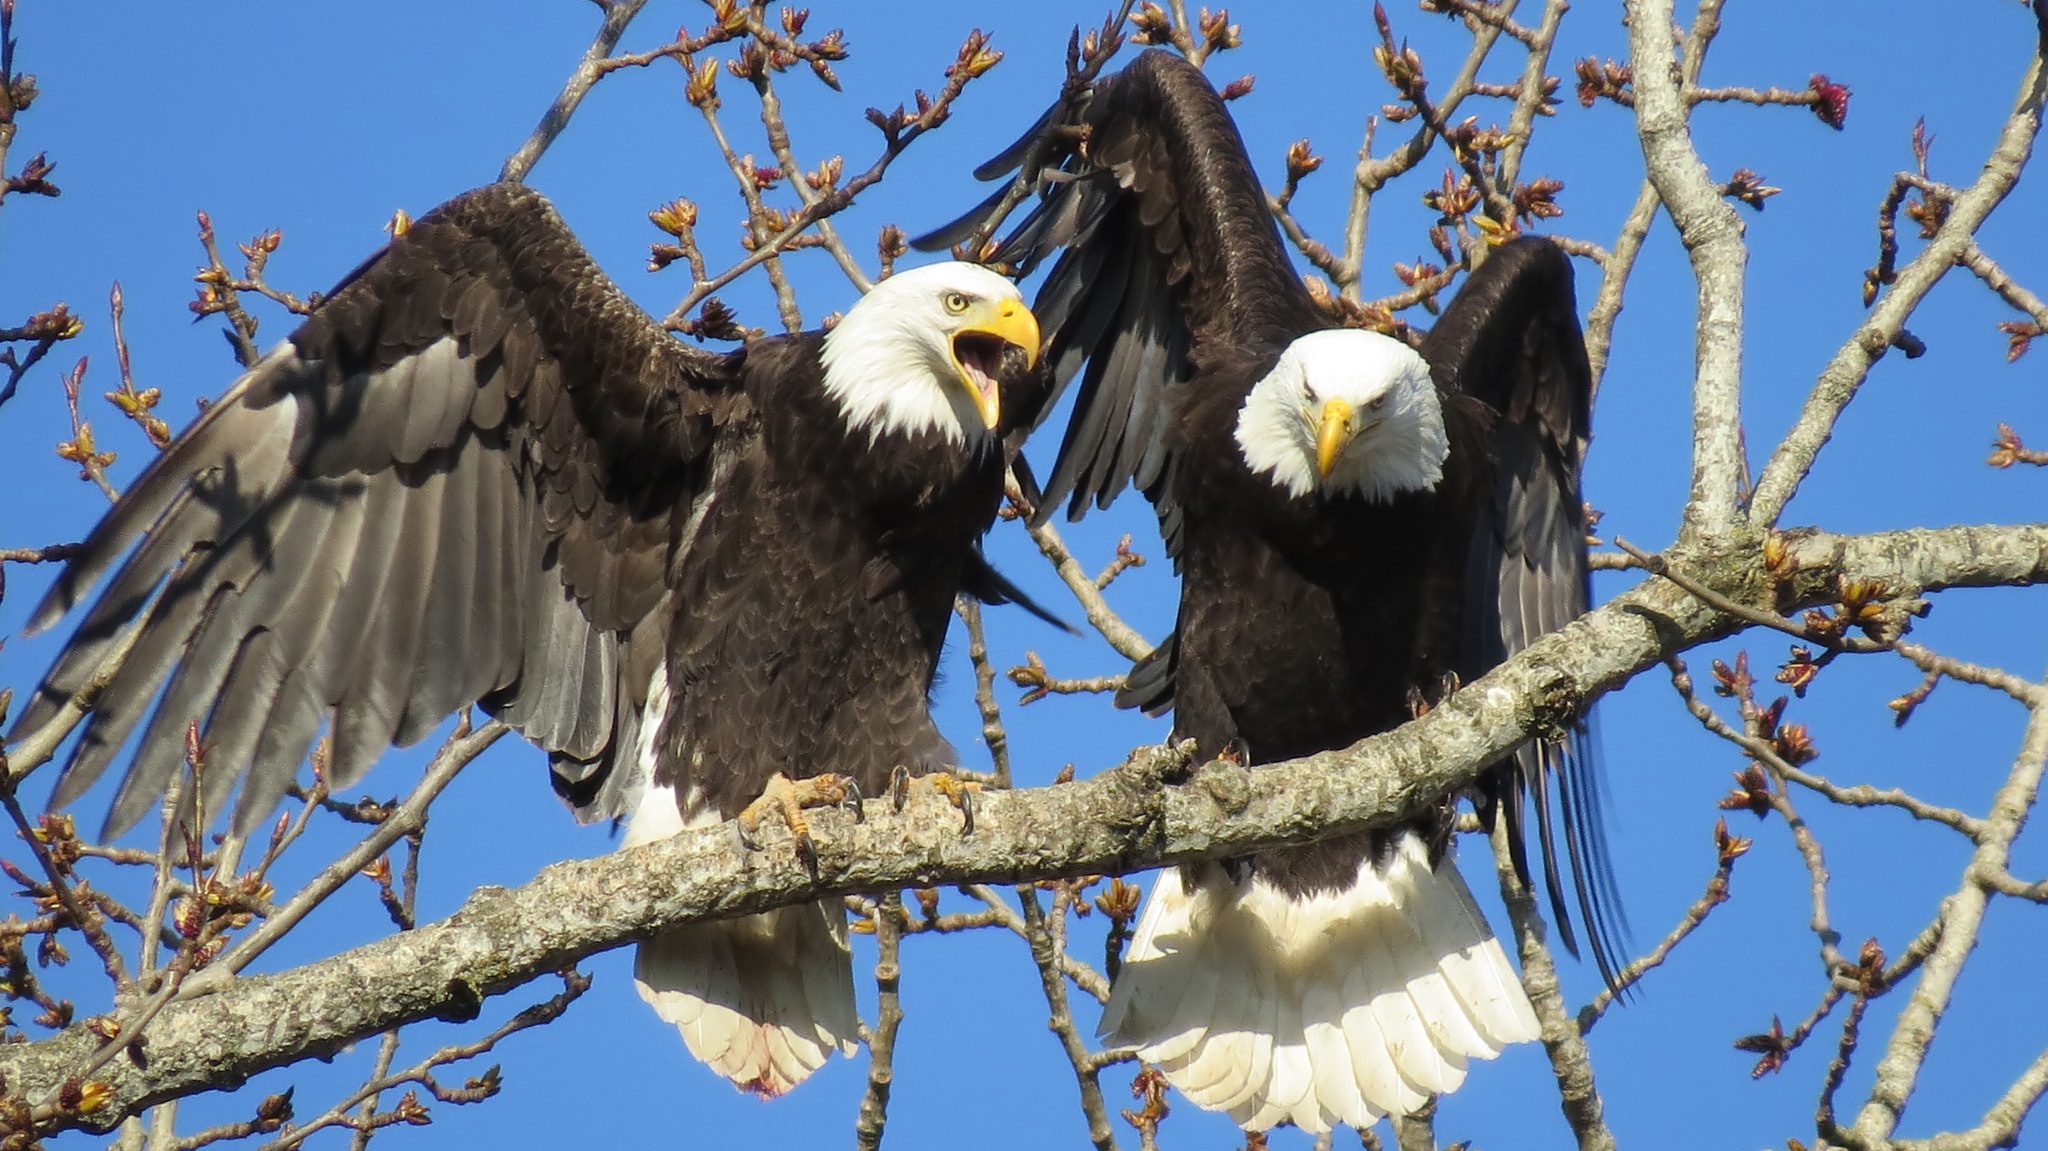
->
[820,262,1040,447]
[1233,328,1448,502]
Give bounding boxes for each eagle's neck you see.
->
[1233,331,1448,503]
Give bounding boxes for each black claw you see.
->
[890,765,913,813]
[958,786,976,835]
[795,831,820,879]
[734,820,761,854]
[842,776,867,823]
[1408,683,1438,719]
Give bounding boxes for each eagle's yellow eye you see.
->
[943,291,972,314]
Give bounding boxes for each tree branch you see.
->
[1625,0,1750,541]
[2,521,2045,1133]
[1848,681,2048,1146]
[1749,7,2048,525]
[499,0,652,184]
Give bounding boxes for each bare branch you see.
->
[1,520,2044,1132]
[1339,0,1519,298]
[853,893,904,1151]
[1665,650,1984,838]
[499,0,654,184]
[1625,0,1749,540]
[1577,813,1745,1032]
[1750,13,2048,525]
[1018,884,1120,1151]
[1012,501,1155,662]
[268,970,589,1150]
[1849,684,2048,1145]
[1959,240,2048,334]
[1491,820,1614,1151]
[1009,651,1127,707]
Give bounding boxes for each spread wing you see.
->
[1426,236,1623,982]
[10,182,752,836]
[918,49,1324,543]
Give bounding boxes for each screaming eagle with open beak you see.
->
[11,181,1051,1098]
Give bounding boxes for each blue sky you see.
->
[2,2,2045,1148]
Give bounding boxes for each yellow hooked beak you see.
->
[951,297,1041,430]
[1315,397,1359,478]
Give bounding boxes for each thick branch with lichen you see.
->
[3,521,2044,1134]
[1625,0,1750,540]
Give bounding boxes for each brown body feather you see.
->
[658,334,1004,817]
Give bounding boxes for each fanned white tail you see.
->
[623,783,860,1097]
[1098,834,1539,1133]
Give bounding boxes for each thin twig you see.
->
[1959,240,2048,331]
[1578,816,1745,1033]
[1344,0,1520,295]
[965,885,1113,1002]
[1013,480,1153,663]
[1492,0,1573,195]
[1895,640,2048,707]
[747,30,872,294]
[1009,650,1127,707]
[1613,537,1891,656]
[1665,651,1984,838]
[959,597,1014,788]
[1852,686,2048,1143]
[1018,884,1121,1151]
[265,970,590,1151]
[195,719,506,986]
[660,30,1008,329]
[345,1032,403,1151]
[0,789,131,994]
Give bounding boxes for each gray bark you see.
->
[4,520,2045,1134]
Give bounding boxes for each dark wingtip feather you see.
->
[972,102,1062,182]
[1111,631,1175,716]
[1009,455,1045,513]
[550,750,611,817]
[963,547,1080,635]
[910,182,1015,253]
[1525,755,1583,960]
[1514,734,1630,996]
[1562,725,1631,991]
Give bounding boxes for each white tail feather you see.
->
[1100,834,1539,1134]
[623,784,859,1096]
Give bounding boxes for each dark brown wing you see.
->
[11,183,751,836]
[918,49,1324,543]
[1424,236,1623,983]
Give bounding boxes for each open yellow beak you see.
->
[1315,397,1357,478]
[952,297,1040,430]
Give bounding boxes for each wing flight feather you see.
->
[915,49,1323,536]
[11,182,752,835]
[1425,236,1624,983]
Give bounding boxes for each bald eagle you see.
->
[923,50,1619,1133]
[10,182,1044,1097]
